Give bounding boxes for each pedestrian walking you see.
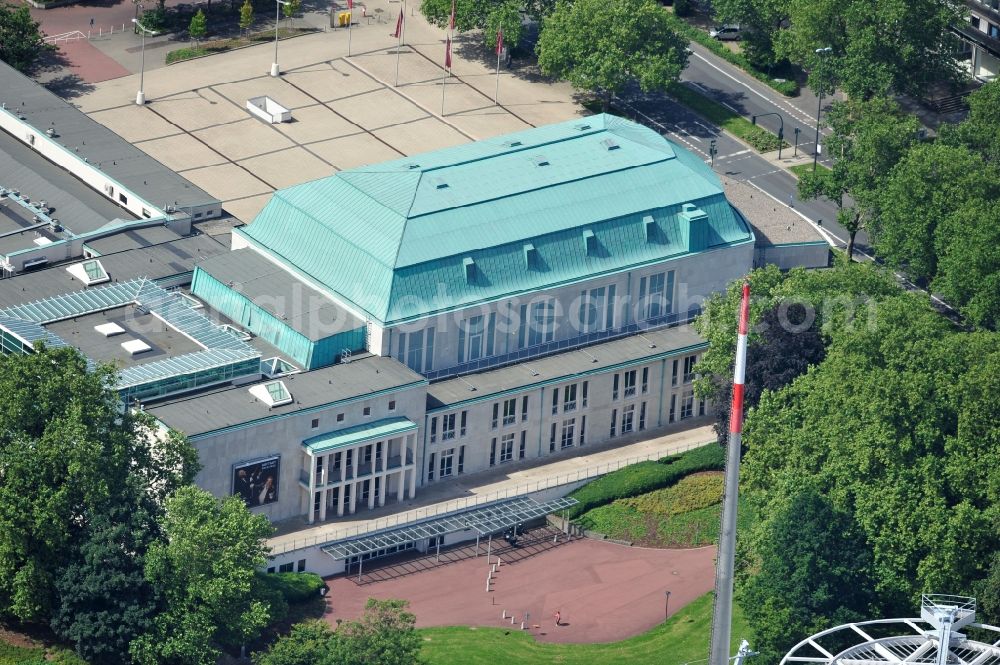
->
[788,193,794,208]
[554,610,561,627]
[90,17,95,27]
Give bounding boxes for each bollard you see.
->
[497,557,501,568]
[491,564,496,574]
[553,534,558,543]
[521,622,526,630]
[502,610,507,619]
[511,616,515,625]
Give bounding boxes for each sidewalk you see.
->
[268,422,716,554]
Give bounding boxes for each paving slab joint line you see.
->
[342,55,477,141]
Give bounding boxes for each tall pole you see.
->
[132,18,152,105]
[709,282,751,665]
[394,6,403,86]
[270,0,281,76]
[494,22,502,105]
[347,0,353,56]
[812,89,823,171]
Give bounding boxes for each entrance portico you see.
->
[301,417,418,524]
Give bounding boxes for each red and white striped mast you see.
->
[709,282,751,665]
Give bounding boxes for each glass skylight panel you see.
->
[249,380,292,407]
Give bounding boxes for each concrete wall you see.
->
[419,349,708,489]
[388,241,753,376]
[754,243,830,271]
[192,382,426,523]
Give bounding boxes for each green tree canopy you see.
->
[711,0,789,68]
[797,96,919,260]
[254,599,421,665]
[131,486,275,665]
[0,346,198,624]
[421,0,527,49]
[775,0,963,99]
[741,487,877,663]
[941,80,1000,165]
[239,0,254,35]
[189,8,207,43]
[0,3,48,73]
[536,0,688,110]
[741,292,1000,612]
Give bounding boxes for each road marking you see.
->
[690,51,822,132]
[721,101,741,114]
[718,149,750,159]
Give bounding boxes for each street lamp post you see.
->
[751,112,784,160]
[813,46,833,171]
[664,591,671,621]
[131,18,154,105]
[271,0,291,77]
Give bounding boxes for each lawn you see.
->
[575,472,756,547]
[0,642,85,665]
[790,163,834,182]
[166,27,316,64]
[420,592,749,665]
[668,84,789,153]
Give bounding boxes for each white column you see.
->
[319,488,328,521]
[306,452,317,525]
[337,485,345,517]
[397,469,406,501]
[349,480,358,514]
[408,467,416,499]
[378,475,387,507]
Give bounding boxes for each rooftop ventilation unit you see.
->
[463,257,476,283]
[523,242,537,269]
[503,140,523,148]
[583,229,597,255]
[249,380,293,407]
[531,155,550,167]
[121,339,152,355]
[601,138,621,151]
[94,322,125,337]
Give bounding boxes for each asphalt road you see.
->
[617,42,875,257]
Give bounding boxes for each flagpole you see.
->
[394,7,402,86]
[347,1,352,56]
[494,23,502,105]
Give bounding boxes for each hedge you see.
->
[664,13,800,97]
[259,571,326,604]
[565,444,724,518]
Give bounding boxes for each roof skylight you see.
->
[66,258,110,286]
[250,380,293,407]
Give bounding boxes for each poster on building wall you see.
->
[232,456,280,507]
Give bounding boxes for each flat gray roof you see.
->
[46,307,203,369]
[83,225,186,255]
[196,248,365,341]
[722,177,826,246]
[147,354,425,438]
[0,59,219,213]
[0,233,227,308]
[427,324,707,408]
[0,123,134,241]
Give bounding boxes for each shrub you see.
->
[565,444,723,518]
[673,0,692,17]
[260,572,326,604]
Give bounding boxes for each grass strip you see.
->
[166,27,313,64]
[419,592,748,665]
[668,84,789,153]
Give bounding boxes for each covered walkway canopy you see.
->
[321,495,578,561]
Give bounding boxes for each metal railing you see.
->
[269,437,709,556]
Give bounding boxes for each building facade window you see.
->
[639,402,647,431]
[499,433,515,462]
[460,410,467,436]
[624,370,637,398]
[439,448,455,478]
[400,328,434,373]
[641,367,649,394]
[681,391,694,419]
[492,403,499,429]
[502,398,517,426]
[441,413,456,440]
[427,452,436,482]
[363,406,371,417]
[579,415,587,445]
[311,418,319,429]
[622,404,635,434]
[582,380,589,408]
[683,355,698,383]
[638,270,675,320]
[519,431,526,459]
[560,419,575,449]
[458,445,465,473]
[458,315,485,363]
[490,438,497,466]
[610,408,618,438]
[578,285,617,333]
[613,373,620,400]
[430,416,438,443]
[551,387,559,415]
[550,422,557,452]
[521,395,529,421]
[527,299,555,347]
[669,394,676,423]
[564,383,577,412]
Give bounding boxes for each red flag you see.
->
[346,0,352,8]
[495,25,503,55]
[445,34,452,68]
[392,10,403,38]
[449,0,455,30]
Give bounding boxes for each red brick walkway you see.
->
[324,538,716,644]
[56,40,131,84]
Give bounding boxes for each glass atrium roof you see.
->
[321,496,579,560]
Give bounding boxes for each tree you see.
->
[870,142,992,283]
[712,0,789,68]
[331,598,421,665]
[282,0,300,25]
[742,488,877,664]
[130,486,275,665]
[254,600,420,665]
[796,96,919,260]
[253,620,335,665]
[712,301,826,443]
[942,80,1000,165]
[933,201,1000,329]
[422,0,524,49]
[188,9,207,44]
[239,0,254,37]
[52,508,159,665]
[741,293,1000,613]
[0,3,48,73]
[0,346,198,624]
[775,0,963,100]
[536,0,688,111]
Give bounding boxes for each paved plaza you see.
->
[75,3,585,223]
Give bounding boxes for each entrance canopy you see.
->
[321,495,578,561]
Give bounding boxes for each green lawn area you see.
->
[668,85,789,153]
[0,642,85,665]
[420,592,748,665]
[789,163,834,181]
[166,27,315,64]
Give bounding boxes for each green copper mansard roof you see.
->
[236,114,753,325]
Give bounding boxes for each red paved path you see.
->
[56,40,131,83]
[324,539,716,644]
